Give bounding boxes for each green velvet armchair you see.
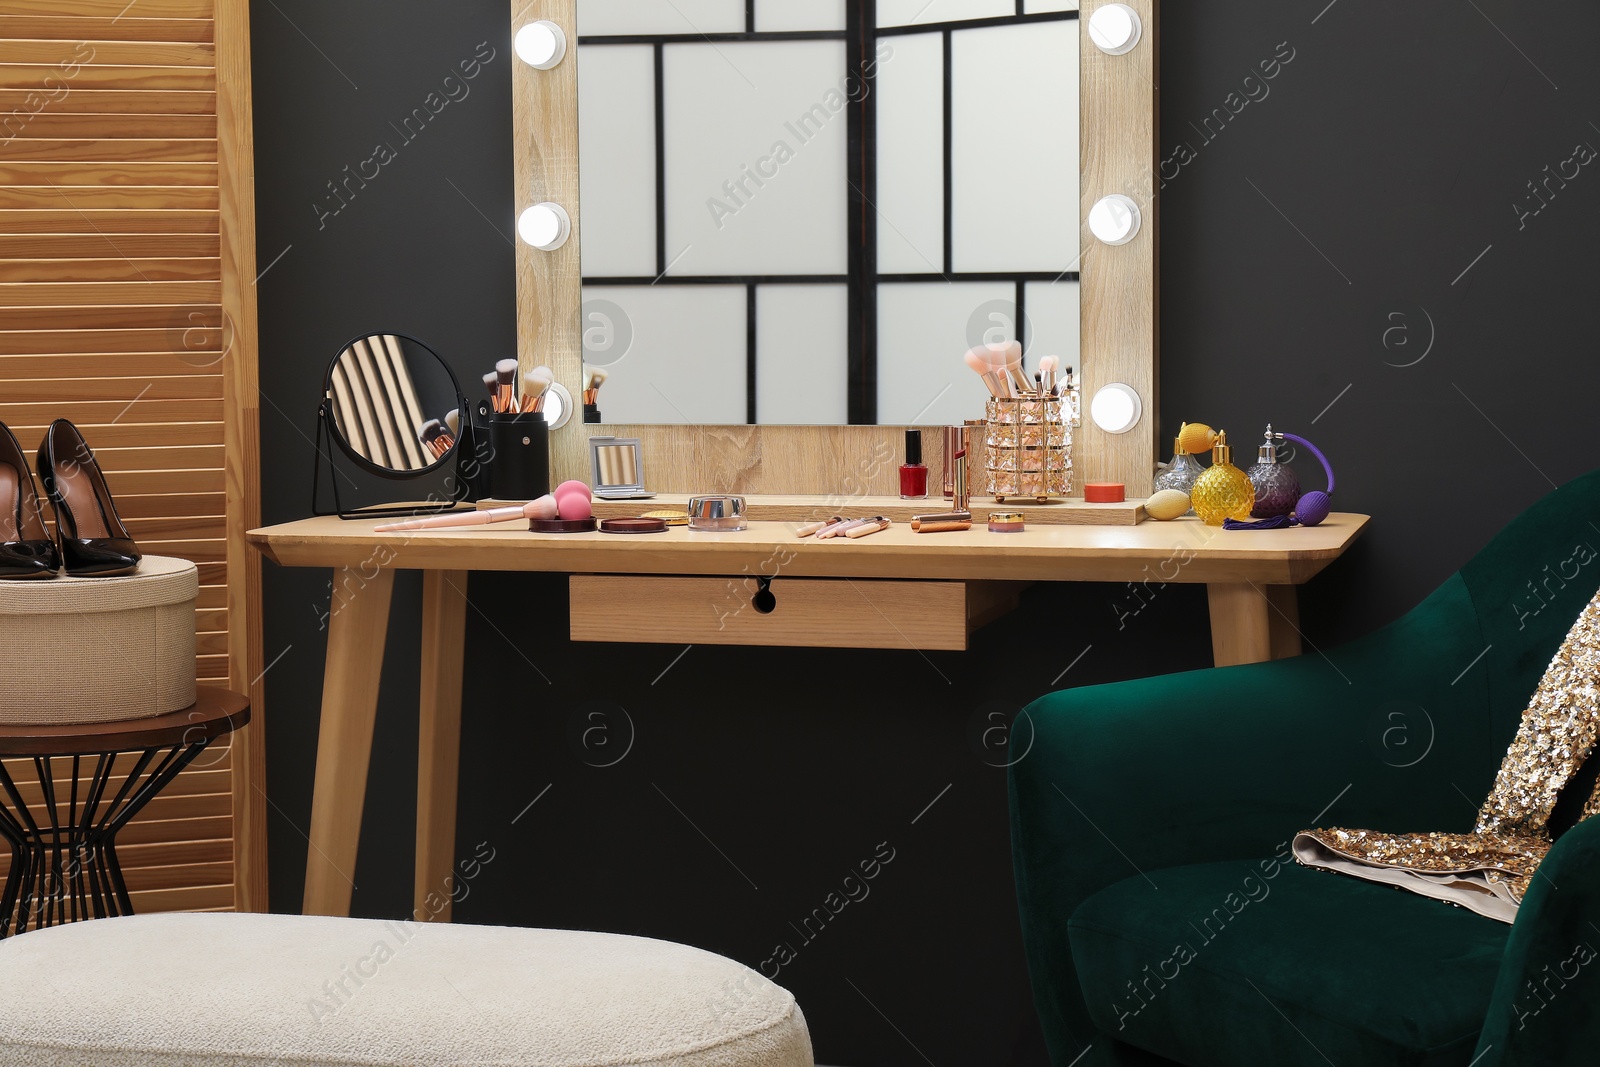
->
[1010,470,1600,1067]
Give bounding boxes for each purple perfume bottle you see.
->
[1247,424,1301,519]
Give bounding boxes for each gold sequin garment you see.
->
[1477,587,1600,835]
[1296,828,1551,905]
[1296,584,1600,918]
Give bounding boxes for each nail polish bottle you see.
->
[900,429,928,499]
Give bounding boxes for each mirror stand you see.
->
[311,402,486,520]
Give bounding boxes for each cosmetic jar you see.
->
[988,512,1026,534]
[598,517,668,535]
[687,495,749,532]
[1084,482,1126,503]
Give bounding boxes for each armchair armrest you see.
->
[1475,815,1600,1065]
[1010,573,1502,1060]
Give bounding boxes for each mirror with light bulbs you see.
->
[511,0,1158,494]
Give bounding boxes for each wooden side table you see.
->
[0,686,249,938]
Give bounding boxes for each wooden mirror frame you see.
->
[513,0,1158,497]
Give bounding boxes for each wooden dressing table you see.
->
[249,508,1368,920]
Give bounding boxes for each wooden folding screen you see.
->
[0,0,264,911]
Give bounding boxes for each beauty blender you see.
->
[554,479,593,520]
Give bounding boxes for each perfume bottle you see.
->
[1247,424,1301,519]
[900,429,928,499]
[1153,433,1206,496]
[1190,430,1256,526]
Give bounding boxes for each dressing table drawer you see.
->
[569,576,1021,651]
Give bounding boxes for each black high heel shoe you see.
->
[36,419,141,578]
[0,423,59,579]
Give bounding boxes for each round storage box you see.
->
[0,556,197,725]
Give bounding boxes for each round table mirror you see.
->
[314,333,480,518]
[326,334,462,474]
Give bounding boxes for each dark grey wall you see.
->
[250,3,1600,1065]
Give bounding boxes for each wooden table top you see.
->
[0,687,249,755]
[250,512,1370,585]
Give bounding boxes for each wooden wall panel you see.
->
[515,1,1160,496]
[0,0,262,915]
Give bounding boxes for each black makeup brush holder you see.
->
[479,405,550,500]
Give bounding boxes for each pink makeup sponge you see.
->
[554,480,593,521]
[556,494,593,521]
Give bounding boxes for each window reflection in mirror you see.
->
[575,1,1080,427]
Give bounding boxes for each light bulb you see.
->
[514,21,567,69]
[543,382,574,430]
[518,203,570,251]
[1090,384,1142,435]
[1089,4,1142,56]
[1088,194,1141,246]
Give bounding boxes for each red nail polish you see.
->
[900,429,928,499]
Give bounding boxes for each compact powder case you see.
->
[686,495,748,532]
[988,512,1026,533]
[530,518,597,534]
[589,437,656,500]
[641,509,690,527]
[598,517,668,535]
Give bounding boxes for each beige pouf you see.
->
[0,914,814,1067]
[0,556,196,724]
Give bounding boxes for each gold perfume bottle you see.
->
[1191,430,1256,526]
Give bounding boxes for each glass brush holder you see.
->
[984,395,1074,502]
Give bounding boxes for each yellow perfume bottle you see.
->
[1191,430,1256,526]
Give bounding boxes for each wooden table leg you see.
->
[303,567,395,917]
[1264,585,1303,661]
[1207,582,1302,667]
[415,571,468,923]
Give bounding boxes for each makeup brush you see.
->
[418,419,446,458]
[1039,355,1060,396]
[495,360,518,414]
[796,516,844,538]
[808,517,854,538]
[963,348,1005,398]
[373,495,560,533]
[1000,341,1032,396]
[521,368,554,413]
[445,409,461,438]
[972,347,1011,399]
[816,517,872,540]
[483,372,502,413]
[583,368,609,406]
[845,517,892,539]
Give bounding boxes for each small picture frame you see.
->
[589,436,655,500]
